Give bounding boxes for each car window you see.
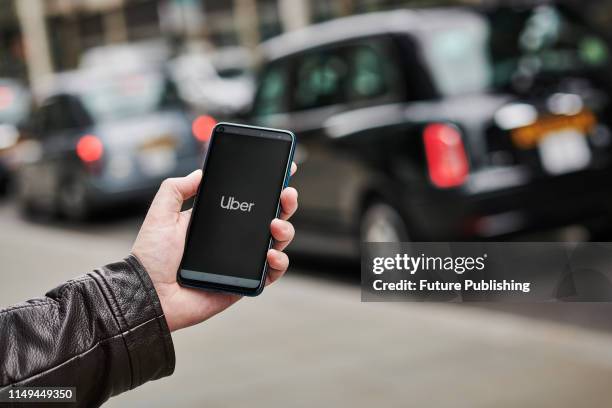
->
[67,96,94,128]
[253,63,289,117]
[487,6,610,89]
[422,20,491,96]
[40,99,70,134]
[37,95,91,135]
[293,48,348,111]
[77,72,171,123]
[30,107,47,138]
[347,39,400,102]
[420,6,610,96]
[158,77,183,109]
[34,104,54,136]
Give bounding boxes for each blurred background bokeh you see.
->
[5,1,612,407]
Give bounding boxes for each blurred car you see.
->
[79,39,171,73]
[0,78,31,194]
[250,5,612,255]
[16,67,205,219]
[170,46,255,116]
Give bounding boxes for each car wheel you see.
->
[360,202,409,242]
[18,196,40,218]
[15,173,41,218]
[57,178,89,220]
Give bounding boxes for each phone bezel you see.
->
[177,122,296,296]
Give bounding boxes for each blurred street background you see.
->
[5,200,612,407]
[5,0,612,406]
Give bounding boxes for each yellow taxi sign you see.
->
[511,110,596,149]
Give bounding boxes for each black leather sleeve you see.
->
[0,255,175,407]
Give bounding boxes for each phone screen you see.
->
[179,125,293,292]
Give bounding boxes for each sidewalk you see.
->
[2,201,611,408]
[109,277,612,408]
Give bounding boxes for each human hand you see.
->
[132,163,298,331]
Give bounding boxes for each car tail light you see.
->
[192,115,217,142]
[76,135,104,163]
[423,123,469,188]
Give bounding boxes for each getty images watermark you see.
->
[371,252,530,294]
[361,242,612,302]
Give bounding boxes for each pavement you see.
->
[2,200,612,407]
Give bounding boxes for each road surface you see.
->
[2,201,612,407]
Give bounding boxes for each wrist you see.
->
[126,254,177,330]
[153,282,179,332]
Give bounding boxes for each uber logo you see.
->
[220,196,255,212]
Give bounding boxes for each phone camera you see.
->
[218,126,225,133]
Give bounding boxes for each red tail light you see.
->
[76,135,104,163]
[423,124,469,188]
[192,115,217,142]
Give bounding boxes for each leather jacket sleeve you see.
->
[0,255,175,407]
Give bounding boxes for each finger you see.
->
[179,207,193,227]
[290,161,297,176]
[265,249,289,284]
[279,187,298,220]
[151,169,202,214]
[267,249,289,271]
[265,268,285,286]
[270,218,294,251]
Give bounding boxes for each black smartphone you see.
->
[177,122,296,296]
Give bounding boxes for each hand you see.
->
[132,163,298,331]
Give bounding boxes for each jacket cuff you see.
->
[94,255,175,389]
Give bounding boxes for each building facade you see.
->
[4,0,612,85]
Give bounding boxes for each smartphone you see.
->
[177,122,296,296]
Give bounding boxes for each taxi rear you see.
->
[418,104,612,240]
[65,70,204,209]
[17,68,205,217]
[250,6,612,248]
[392,5,612,240]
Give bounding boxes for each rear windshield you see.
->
[422,5,610,96]
[77,72,177,122]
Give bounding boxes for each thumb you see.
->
[150,169,202,214]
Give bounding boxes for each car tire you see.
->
[18,196,40,218]
[57,178,90,221]
[360,202,409,242]
[15,174,42,219]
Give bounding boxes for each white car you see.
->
[170,47,255,115]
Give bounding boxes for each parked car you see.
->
[249,5,612,255]
[170,46,255,116]
[0,78,31,194]
[16,67,205,219]
[79,39,171,73]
